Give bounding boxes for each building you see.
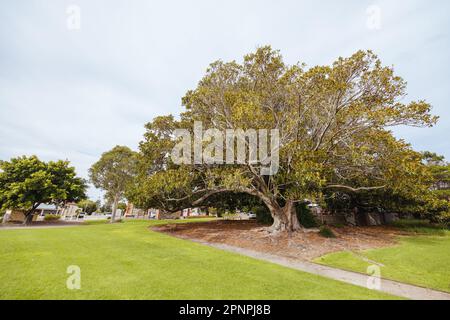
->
[2,203,81,223]
[181,208,207,218]
[124,203,159,219]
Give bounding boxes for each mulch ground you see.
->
[152,220,408,261]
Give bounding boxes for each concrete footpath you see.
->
[193,240,450,300]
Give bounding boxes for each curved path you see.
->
[191,239,450,300]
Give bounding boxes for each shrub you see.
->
[296,203,319,229]
[254,206,273,224]
[208,207,218,217]
[319,226,336,238]
[223,213,238,220]
[216,208,227,218]
[440,211,450,228]
[44,215,61,222]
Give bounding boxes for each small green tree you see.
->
[0,156,87,225]
[89,146,138,223]
[77,199,98,214]
[117,202,127,211]
[420,152,450,224]
[422,151,450,200]
[98,201,112,213]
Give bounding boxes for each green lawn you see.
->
[315,231,450,293]
[0,220,396,300]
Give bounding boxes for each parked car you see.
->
[247,212,257,219]
[77,212,87,220]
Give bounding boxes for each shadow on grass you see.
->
[389,219,449,236]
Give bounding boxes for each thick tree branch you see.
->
[324,184,386,192]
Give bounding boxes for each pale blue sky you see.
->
[1,0,449,200]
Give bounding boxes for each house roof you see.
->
[36,204,58,210]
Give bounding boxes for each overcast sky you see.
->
[1,0,449,200]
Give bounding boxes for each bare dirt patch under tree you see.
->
[153,220,407,261]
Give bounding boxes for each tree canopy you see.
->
[0,156,87,224]
[422,151,450,196]
[77,199,98,214]
[89,146,138,222]
[129,46,439,232]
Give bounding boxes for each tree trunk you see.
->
[23,213,34,226]
[267,200,302,233]
[23,203,40,226]
[111,196,119,223]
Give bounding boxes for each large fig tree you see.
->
[130,47,437,232]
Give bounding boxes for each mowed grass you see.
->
[315,229,450,293]
[0,220,396,300]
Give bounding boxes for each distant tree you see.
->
[421,152,450,224]
[89,146,138,223]
[77,199,98,214]
[422,151,446,165]
[322,151,450,225]
[95,200,102,212]
[422,152,450,197]
[200,192,262,214]
[0,156,87,225]
[117,202,127,211]
[99,202,112,213]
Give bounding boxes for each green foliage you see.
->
[90,146,138,222]
[117,203,127,211]
[77,199,98,214]
[296,203,319,228]
[44,215,61,222]
[422,151,445,165]
[319,226,336,238]
[99,202,112,213]
[415,152,450,223]
[222,213,238,220]
[89,146,138,202]
[208,207,218,216]
[420,196,450,225]
[435,189,450,200]
[254,205,273,224]
[0,156,87,221]
[131,46,437,230]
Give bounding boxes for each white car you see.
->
[247,213,257,219]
